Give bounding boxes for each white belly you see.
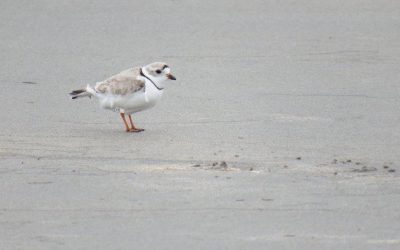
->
[97,82,163,114]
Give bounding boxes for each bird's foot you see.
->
[126,128,145,133]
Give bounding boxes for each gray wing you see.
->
[95,67,145,95]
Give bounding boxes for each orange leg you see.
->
[128,114,145,132]
[120,113,131,132]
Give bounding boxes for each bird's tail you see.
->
[69,85,96,99]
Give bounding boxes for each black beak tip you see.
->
[168,74,176,80]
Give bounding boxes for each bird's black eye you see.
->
[156,69,162,74]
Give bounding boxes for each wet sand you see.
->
[1,0,400,249]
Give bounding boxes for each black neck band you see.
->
[140,68,164,91]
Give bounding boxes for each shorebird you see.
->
[70,62,176,132]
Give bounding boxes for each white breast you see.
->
[138,79,164,111]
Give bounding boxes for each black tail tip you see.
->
[69,89,86,95]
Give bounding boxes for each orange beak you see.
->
[166,73,176,80]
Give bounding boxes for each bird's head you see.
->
[142,62,176,85]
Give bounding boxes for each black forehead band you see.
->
[162,65,168,70]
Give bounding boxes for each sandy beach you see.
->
[1,0,399,249]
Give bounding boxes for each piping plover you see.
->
[70,62,176,132]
